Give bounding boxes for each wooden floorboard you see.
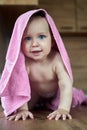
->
[0,105,87,130]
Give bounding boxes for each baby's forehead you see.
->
[23,17,51,36]
[27,16,50,29]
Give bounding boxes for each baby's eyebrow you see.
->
[23,34,32,37]
[37,32,47,35]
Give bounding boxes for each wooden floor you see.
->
[0,105,87,130]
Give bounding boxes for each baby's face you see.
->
[22,17,52,61]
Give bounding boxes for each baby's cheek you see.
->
[22,43,28,54]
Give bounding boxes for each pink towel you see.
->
[0,9,86,116]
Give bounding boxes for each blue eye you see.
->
[24,36,31,41]
[39,35,46,39]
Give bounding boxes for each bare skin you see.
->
[7,16,72,121]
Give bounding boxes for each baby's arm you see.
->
[7,102,34,121]
[47,55,73,120]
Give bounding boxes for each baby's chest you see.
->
[29,66,56,82]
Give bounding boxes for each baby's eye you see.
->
[24,36,32,41]
[39,35,46,39]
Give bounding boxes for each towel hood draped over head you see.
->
[0,9,73,116]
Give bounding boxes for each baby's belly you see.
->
[30,81,58,98]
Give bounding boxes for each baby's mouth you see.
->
[30,50,42,55]
[31,50,42,53]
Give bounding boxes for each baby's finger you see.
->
[67,114,72,120]
[15,114,22,121]
[62,114,66,120]
[47,111,56,118]
[28,112,34,119]
[7,115,16,121]
[47,113,56,120]
[55,114,61,120]
[22,114,27,120]
[48,115,55,120]
[22,112,34,120]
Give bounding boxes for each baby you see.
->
[0,9,86,121]
[7,11,72,121]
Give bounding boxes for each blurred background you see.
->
[0,0,87,92]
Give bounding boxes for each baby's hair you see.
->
[29,10,46,23]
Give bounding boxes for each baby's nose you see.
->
[32,39,39,47]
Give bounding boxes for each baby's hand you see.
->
[47,108,72,120]
[6,109,34,121]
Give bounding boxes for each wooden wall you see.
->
[39,0,87,33]
[62,35,87,93]
[0,0,38,5]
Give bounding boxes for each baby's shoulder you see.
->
[52,51,64,69]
